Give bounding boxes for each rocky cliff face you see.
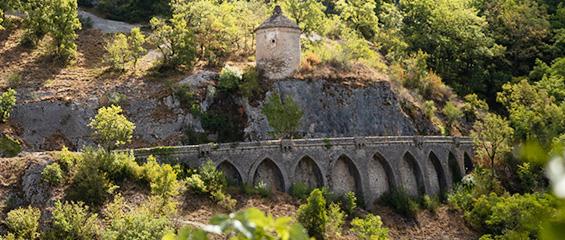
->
[243,80,419,140]
[10,72,432,151]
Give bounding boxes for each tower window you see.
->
[271,39,276,43]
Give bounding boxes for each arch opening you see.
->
[253,158,285,192]
[464,152,474,174]
[428,152,447,197]
[449,152,463,184]
[329,155,362,197]
[399,152,425,196]
[368,153,394,199]
[217,161,242,186]
[294,156,324,189]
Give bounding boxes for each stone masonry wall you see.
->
[131,136,474,209]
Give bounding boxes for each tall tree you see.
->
[281,0,327,35]
[336,0,379,40]
[471,113,514,177]
[50,0,82,61]
[401,0,503,96]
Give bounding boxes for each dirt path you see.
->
[78,10,140,34]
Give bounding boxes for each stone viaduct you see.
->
[131,136,474,208]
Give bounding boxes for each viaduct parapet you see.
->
[131,136,474,208]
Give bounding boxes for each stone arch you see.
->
[294,156,324,189]
[464,152,474,174]
[253,158,285,192]
[427,152,447,196]
[329,155,362,197]
[217,161,243,186]
[399,152,425,196]
[368,152,394,198]
[449,152,463,183]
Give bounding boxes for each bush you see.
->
[0,88,16,123]
[262,93,304,139]
[465,193,557,239]
[342,191,357,217]
[423,100,437,120]
[240,66,262,99]
[56,146,80,172]
[149,16,196,70]
[0,134,22,157]
[297,189,328,239]
[42,162,64,185]
[325,203,345,239]
[422,195,440,213]
[142,156,181,199]
[379,189,419,218]
[443,101,463,133]
[289,182,312,200]
[46,201,99,240]
[351,214,389,240]
[67,149,117,207]
[186,160,236,209]
[217,66,242,92]
[89,105,135,150]
[102,195,174,240]
[105,33,130,71]
[447,167,504,212]
[5,207,41,240]
[50,0,81,62]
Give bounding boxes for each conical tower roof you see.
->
[255,6,301,31]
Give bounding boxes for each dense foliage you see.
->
[89,105,135,150]
[0,89,16,123]
[262,93,304,139]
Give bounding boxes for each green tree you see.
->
[0,88,16,123]
[479,0,551,75]
[129,27,146,69]
[89,105,135,150]
[401,0,502,95]
[282,0,326,35]
[351,214,389,240]
[442,101,463,134]
[497,80,565,147]
[261,93,303,139]
[297,189,328,239]
[49,0,81,61]
[21,0,50,46]
[536,57,565,101]
[336,0,379,40]
[471,113,514,177]
[149,15,196,69]
[106,33,131,71]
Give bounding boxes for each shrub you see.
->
[7,73,21,87]
[0,134,22,157]
[106,33,130,71]
[465,193,557,239]
[42,162,64,185]
[46,201,99,240]
[218,65,242,92]
[240,66,262,99]
[142,156,181,199]
[89,105,135,150]
[186,160,235,209]
[423,100,437,120]
[102,195,174,240]
[56,146,80,172]
[289,182,312,200]
[67,149,117,207]
[129,27,146,69]
[379,189,419,218]
[342,191,357,217]
[351,214,389,240]
[297,189,328,239]
[443,101,463,133]
[325,203,345,239]
[262,93,303,139]
[5,207,41,240]
[422,195,440,213]
[254,181,272,198]
[447,167,504,212]
[0,88,16,123]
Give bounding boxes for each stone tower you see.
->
[255,6,301,80]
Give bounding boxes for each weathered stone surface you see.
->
[22,158,52,206]
[244,80,418,140]
[132,136,474,209]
